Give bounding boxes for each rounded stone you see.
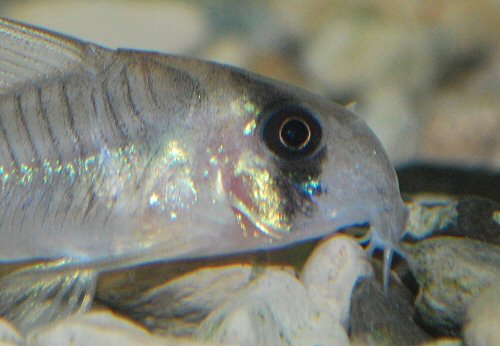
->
[402,196,500,335]
[464,283,500,346]
[197,269,348,346]
[197,269,311,345]
[25,311,167,346]
[408,237,500,334]
[300,234,374,329]
[350,278,431,345]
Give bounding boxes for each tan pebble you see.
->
[464,283,500,346]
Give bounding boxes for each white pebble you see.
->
[25,310,210,346]
[197,269,348,346]
[300,234,374,329]
[292,312,349,346]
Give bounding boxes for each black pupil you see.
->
[262,104,322,160]
[280,118,310,149]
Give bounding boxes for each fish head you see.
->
[209,70,408,253]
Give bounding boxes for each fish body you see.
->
[0,17,407,331]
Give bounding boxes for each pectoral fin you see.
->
[0,260,97,334]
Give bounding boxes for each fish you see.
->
[0,17,408,333]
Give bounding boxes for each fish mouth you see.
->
[278,204,376,246]
[227,189,403,257]
[228,194,379,246]
[330,201,409,248]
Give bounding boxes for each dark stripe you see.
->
[145,72,159,107]
[57,154,80,227]
[135,145,158,191]
[37,87,63,163]
[56,184,74,228]
[40,181,56,226]
[17,195,31,232]
[102,192,118,225]
[122,67,147,136]
[60,81,84,156]
[16,94,40,165]
[78,155,103,223]
[101,80,128,142]
[8,195,25,230]
[82,189,96,222]
[0,98,20,172]
[122,67,141,116]
[33,179,55,226]
[0,187,13,227]
[91,90,107,146]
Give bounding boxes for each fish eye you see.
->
[279,118,311,150]
[263,105,322,160]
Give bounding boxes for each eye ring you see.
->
[279,117,311,150]
[262,104,322,160]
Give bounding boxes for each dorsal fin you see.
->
[0,17,110,95]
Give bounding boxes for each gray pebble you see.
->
[402,196,500,335]
[350,278,431,345]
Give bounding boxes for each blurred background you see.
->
[1,0,499,169]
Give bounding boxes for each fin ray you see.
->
[0,17,108,94]
[0,261,97,334]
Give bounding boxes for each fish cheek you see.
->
[273,145,327,225]
[226,150,293,238]
[227,146,326,239]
